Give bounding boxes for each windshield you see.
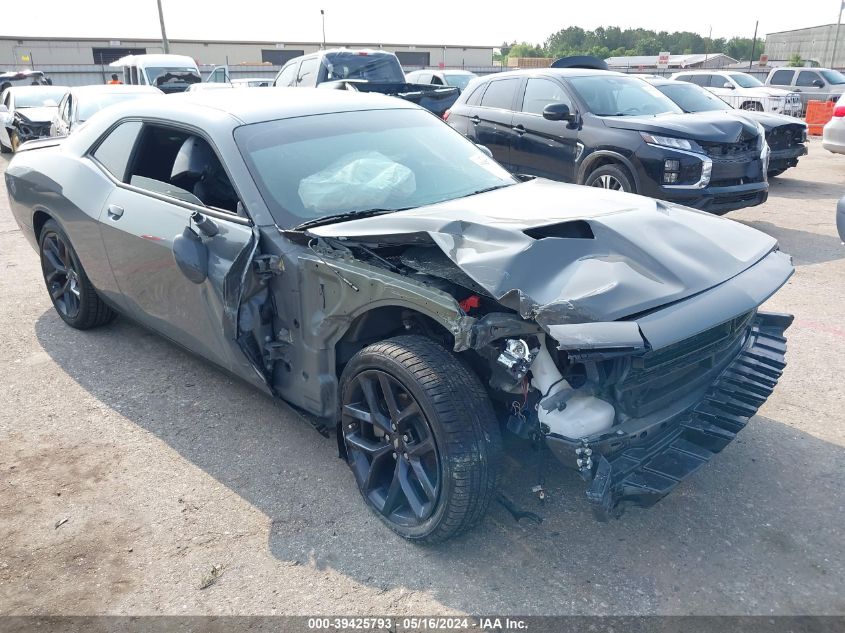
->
[235,108,516,226]
[656,83,731,113]
[568,75,682,116]
[77,93,154,122]
[444,73,476,90]
[729,73,764,88]
[15,88,67,108]
[321,52,405,83]
[145,67,201,86]
[821,69,845,85]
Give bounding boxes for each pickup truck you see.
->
[272,49,460,118]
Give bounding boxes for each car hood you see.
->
[737,86,794,97]
[599,111,760,143]
[16,106,57,124]
[733,110,807,131]
[308,179,781,326]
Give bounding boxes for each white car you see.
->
[671,70,802,116]
[822,93,845,155]
[0,85,69,152]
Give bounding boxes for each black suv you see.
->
[446,69,769,214]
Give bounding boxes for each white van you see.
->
[110,54,201,93]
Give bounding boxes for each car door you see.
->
[296,57,319,87]
[474,77,521,168]
[274,61,300,87]
[95,121,256,372]
[795,70,825,104]
[509,77,579,182]
[707,74,733,99]
[54,93,72,136]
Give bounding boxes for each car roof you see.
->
[772,66,830,71]
[5,85,69,95]
[110,54,198,68]
[69,85,161,96]
[672,70,729,74]
[480,68,626,80]
[91,86,418,126]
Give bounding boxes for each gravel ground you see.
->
[0,139,843,616]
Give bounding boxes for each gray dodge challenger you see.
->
[5,89,794,542]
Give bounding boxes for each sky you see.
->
[0,0,839,46]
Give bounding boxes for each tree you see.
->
[788,53,803,66]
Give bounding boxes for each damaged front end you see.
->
[307,181,794,519]
[14,112,52,143]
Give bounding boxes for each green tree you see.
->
[788,53,803,66]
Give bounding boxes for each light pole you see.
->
[749,20,759,70]
[156,0,170,54]
[321,10,326,49]
[831,1,844,68]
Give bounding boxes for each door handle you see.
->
[471,115,480,125]
[513,124,526,136]
[107,204,124,220]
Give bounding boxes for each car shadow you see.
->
[739,220,844,266]
[33,310,845,615]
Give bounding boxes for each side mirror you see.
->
[813,79,825,88]
[723,82,735,89]
[475,144,493,158]
[542,102,576,121]
[172,225,208,284]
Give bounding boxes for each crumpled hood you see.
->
[737,110,807,132]
[15,106,56,124]
[600,111,760,143]
[309,179,778,325]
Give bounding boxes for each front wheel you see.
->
[39,220,115,329]
[340,335,502,543]
[9,130,21,152]
[585,164,634,193]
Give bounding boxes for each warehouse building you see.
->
[0,36,494,70]
[765,24,845,68]
[605,53,738,71]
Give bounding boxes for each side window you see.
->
[674,75,692,84]
[65,96,74,122]
[464,82,485,106]
[91,121,143,180]
[797,71,822,87]
[479,78,520,110]
[125,125,240,213]
[297,58,318,86]
[770,69,795,86]
[275,62,298,87]
[521,78,571,115]
[431,75,444,85]
[710,74,729,88]
[690,75,709,87]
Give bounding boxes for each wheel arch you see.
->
[578,150,641,192]
[32,208,54,242]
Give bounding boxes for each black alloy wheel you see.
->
[39,220,115,329]
[343,369,441,526]
[585,164,634,193]
[340,335,503,543]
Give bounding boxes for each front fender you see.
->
[577,149,642,191]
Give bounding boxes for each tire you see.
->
[39,219,115,330]
[741,102,764,112]
[584,164,635,193]
[767,168,787,178]
[340,335,503,543]
[9,130,21,153]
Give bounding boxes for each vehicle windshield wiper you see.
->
[293,207,411,231]
[457,183,514,199]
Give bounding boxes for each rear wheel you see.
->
[585,164,634,193]
[340,335,502,543]
[39,220,115,329]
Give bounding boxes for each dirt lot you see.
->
[0,139,843,616]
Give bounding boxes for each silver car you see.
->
[4,89,794,542]
[822,93,845,154]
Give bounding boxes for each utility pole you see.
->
[831,1,844,68]
[156,0,170,54]
[704,26,712,65]
[321,10,326,49]
[749,20,759,70]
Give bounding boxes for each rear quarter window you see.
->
[91,121,143,181]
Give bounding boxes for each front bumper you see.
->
[768,144,808,172]
[546,311,791,521]
[662,181,768,214]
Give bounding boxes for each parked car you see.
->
[0,70,53,92]
[648,77,808,177]
[273,49,460,117]
[765,66,845,107]
[49,85,162,137]
[0,85,68,152]
[447,69,769,214]
[110,54,201,94]
[670,70,802,116]
[4,89,793,541]
[822,93,845,155]
[404,69,478,92]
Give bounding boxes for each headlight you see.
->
[755,122,767,149]
[640,132,693,151]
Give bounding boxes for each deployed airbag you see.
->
[298,151,416,214]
